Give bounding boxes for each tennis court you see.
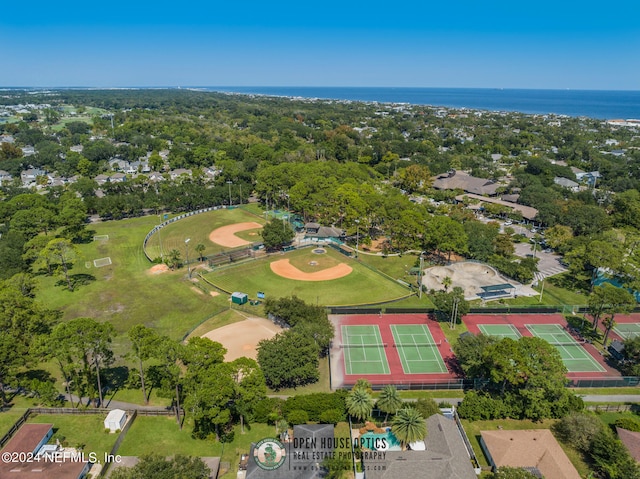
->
[478,324,521,340]
[613,323,640,340]
[390,324,448,374]
[527,323,606,372]
[341,325,390,375]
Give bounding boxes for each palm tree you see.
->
[195,243,206,262]
[602,316,616,346]
[392,408,427,450]
[442,276,453,292]
[346,388,374,422]
[376,385,403,423]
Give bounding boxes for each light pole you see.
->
[355,219,359,259]
[185,238,191,278]
[227,180,233,207]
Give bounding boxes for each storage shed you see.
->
[104,409,127,433]
[231,292,248,305]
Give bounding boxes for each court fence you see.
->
[336,376,640,391]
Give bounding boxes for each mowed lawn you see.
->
[117,416,275,475]
[144,207,266,261]
[35,215,232,351]
[204,247,411,306]
[27,414,118,457]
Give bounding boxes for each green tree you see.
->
[195,243,206,261]
[127,325,161,404]
[491,467,540,479]
[40,238,79,291]
[257,330,319,390]
[452,333,498,378]
[346,387,374,422]
[552,412,604,453]
[109,454,210,479]
[432,287,469,324]
[261,219,295,250]
[376,385,403,423]
[165,249,182,270]
[391,408,426,450]
[230,357,267,433]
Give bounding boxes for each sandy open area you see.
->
[209,222,263,248]
[148,264,169,274]
[202,317,282,361]
[270,258,353,281]
[422,262,502,299]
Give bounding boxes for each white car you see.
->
[504,220,513,226]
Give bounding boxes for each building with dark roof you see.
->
[0,423,90,479]
[432,170,501,196]
[363,414,476,479]
[617,427,640,463]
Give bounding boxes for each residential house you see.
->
[553,177,580,191]
[94,174,110,185]
[432,170,502,196]
[0,169,12,186]
[169,168,192,180]
[20,168,46,186]
[616,427,640,463]
[455,193,539,221]
[480,429,581,479]
[111,172,127,183]
[21,146,36,156]
[574,170,602,187]
[0,134,15,143]
[364,414,477,479]
[0,423,90,479]
[70,145,84,153]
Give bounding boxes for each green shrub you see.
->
[614,417,640,432]
[287,410,309,425]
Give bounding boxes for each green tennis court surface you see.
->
[526,324,606,372]
[341,325,390,375]
[390,324,448,374]
[614,323,640,340]
[478,324,521,340]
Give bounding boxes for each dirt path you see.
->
[208,221,263,248]
[270,258,352,281]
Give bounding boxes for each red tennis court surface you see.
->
[329,314,458,389]
[463,314,619,379]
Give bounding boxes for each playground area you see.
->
[422,261,535,300]
[330,314,456,389]
[464,314,613,375]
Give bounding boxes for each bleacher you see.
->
[477,283,515,300]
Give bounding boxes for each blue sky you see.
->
[2,0,639,89]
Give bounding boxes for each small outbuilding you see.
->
[104,409,127,433]
[231,292,248,305]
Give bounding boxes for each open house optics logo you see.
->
[253,438,287,470]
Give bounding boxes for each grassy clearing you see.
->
[34,215,233,356]
[27,414,118,457]
[570,387,640,396]
[357,253,420,283]
[144,208,265,261]
[117,416,275,476]
[204,247,411,306]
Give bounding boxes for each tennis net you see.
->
[340,343,388,348]
[393,341,442,348]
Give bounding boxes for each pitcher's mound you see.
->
[148,264,169,275]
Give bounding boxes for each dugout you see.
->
[231,292,248,305]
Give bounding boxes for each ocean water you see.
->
[206,86,640,120]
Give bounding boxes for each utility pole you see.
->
[450,297,459,330]
[185,238,191,278]
[539,278,545,303]
[355,219,359,259]
[227,180,233,207]
[419,254,424,299]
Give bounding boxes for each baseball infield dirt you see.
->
[270,258,353,281]
[202,317,282,361]
[208,222,263,248]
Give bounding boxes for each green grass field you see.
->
[203,246,412,306]
[27,414,118,457]
[144,207,266,261]
[34,214,233,355]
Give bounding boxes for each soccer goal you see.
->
[93,257,112,267]
[93,235,109,241]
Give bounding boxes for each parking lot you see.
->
[513,242,567,283]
